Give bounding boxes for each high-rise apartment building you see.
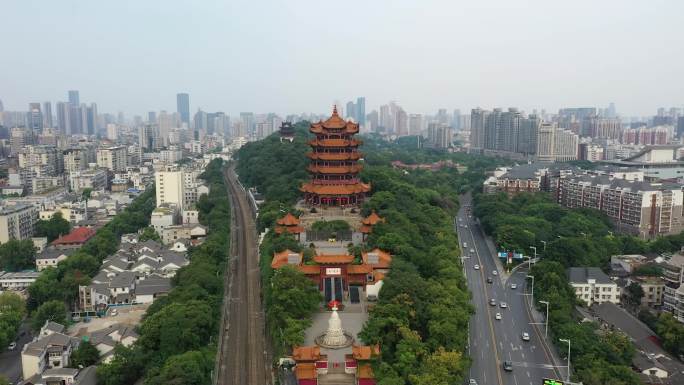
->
[452,109,461,130]
[366,110,378,132]
[356,97,366,127]
[56,102,70,134]
[43,102,53,129]
[63,148,89,174]
[484,108,502,150]
[240,112,255,136]
[395,108,408,136]
[28,103,43,133]
[535,123,579,162]
[155,170,185,210]
[558,176,684,239]
[176,93,190,126]
[469,108,488,149]
[10,128,33,155]
[68,90,80,106]
[86,103,97,135]
[591,118,622,140]
[345,101,356,121]
[0,204,38,244]
[427,123,452,149]
[408,114,423,136]
[18,145,62,177]
[194,110,207,137]
[96,146,128,172]
[499,108,521,153]
[536,123,556,162]
[69,104,83,135]
[140,124,160,152]
[379,105,392,133]
[518,114,540,155]
[553,129,579,161]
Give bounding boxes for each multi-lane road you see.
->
[216,166,269,385]
[457,194,563,385]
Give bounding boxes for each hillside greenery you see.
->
[97,158,231,385]
[235,127,504,384]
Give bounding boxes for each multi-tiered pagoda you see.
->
[300,106,370,206]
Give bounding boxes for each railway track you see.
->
[217,165,268,385]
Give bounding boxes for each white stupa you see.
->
[317,306,353,348]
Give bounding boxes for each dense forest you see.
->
[473,191,684,385]
[235,124,503,384]
[97,159,231,385]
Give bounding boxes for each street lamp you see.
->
[526,275,535,304]
[541,240,547,251]
[539,300,549,338]
[559,338,571,382]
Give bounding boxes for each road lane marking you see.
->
[468,223,505,385]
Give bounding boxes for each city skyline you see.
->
[2,0,683,116]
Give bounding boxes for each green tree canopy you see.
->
[34,212,71,242]
[139,226,161,242]
[31,300,67,331]
[71,340,100,367]
[656,313,684,357]
[0,239,36,271]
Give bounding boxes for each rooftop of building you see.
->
[563,174,681,192]
[276,212,300,226]
[568,267,613,284]
[51,227,96,246]
[0,203,34,214]
[0,271,41,279]
[135,277,172,295]
[38,248,75,261]
[22,332,78,357]
[43,321,66,334]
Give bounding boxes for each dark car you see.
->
[503,361,513,371]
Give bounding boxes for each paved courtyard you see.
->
[304,301,369,362]
[68,304,149,336]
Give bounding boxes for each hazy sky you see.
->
[1,0,683,117]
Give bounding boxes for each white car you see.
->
[522,332,530,341]
[495,312,502,320]
[510,283,517,289]
[500,302,507,308]
[464,225,468,229]
[8,342,16,350]
[470,248,475,253]
[492,270,498,276]
[473,264,480,270]
[469,380,478,385]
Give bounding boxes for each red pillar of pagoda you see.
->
[300,106,371,207]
